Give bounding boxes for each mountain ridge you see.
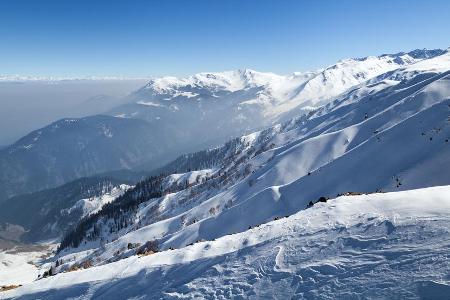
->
[55,51,450,258]
[0,115,167,200]
[0,48,446,202]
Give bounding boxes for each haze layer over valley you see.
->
[0,79,148,146]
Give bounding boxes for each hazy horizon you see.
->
[0,79,148,145]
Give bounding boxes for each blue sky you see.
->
[1,0,449,77]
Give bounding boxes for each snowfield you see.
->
[3,186,450,299]
[0,244,54,288]
[0,251,40,287]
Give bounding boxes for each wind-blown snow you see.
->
[4,186,450,299]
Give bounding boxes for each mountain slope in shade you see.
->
[0,115,167,200]
[0,177,129,242]
[4,186,450,299]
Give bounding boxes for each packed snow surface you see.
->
[3,186,450,299]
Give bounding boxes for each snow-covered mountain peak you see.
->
[402,48,447,59]
[367,50,450,83]
[141,68,284,95]
[337,48,446,65]
[400,49,450,73]
[131,48,446,111]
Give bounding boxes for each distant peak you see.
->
[237,68,257,75]
[404,48,446,59]
[237,68,258,80]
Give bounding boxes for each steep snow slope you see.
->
[159,68,450,249]
[4,186,450,299]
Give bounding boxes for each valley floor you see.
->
[0,245,53,288]
[2,185,450,299]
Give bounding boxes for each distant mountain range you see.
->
[111,49,445,122]
[0,115,159,200]
[0,49,446,203]
[0,75,151,82]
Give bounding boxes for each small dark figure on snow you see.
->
[317,196,328,203]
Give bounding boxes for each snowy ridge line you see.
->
[113,48,447,126]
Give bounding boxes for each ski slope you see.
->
[3,186,450,299]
